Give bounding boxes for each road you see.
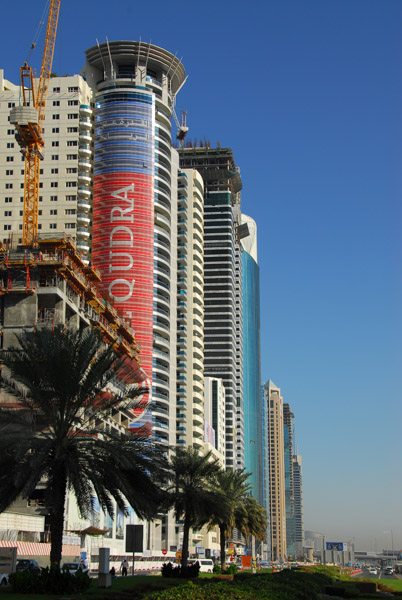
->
[357,566,399,580]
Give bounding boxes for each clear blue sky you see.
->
[1,0,401,551]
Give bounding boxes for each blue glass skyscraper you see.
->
[241,215,262,503]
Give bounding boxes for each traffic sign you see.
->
[162,549,167,555]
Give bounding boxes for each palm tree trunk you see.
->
[219,524,226,571]
[49,470,67,568]
[181,515,191,569]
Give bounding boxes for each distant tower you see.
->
[293,454,304,557]
[263,380,287,562]
[283,403,295,558]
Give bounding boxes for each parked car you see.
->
[384,567,394,575]
[16,559,40,573]
[188,559,214,573]
[61,562,89,575]
[0,573,8,586]
[196,559,214,573]
[369,567,377,575]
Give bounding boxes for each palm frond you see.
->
[0,326,161,566]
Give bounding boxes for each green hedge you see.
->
[236,574,320,600]
[144,580,257,599]
[8,567,91,594]
[144,570,330,600]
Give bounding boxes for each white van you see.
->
[193,559,214,573]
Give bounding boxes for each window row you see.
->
[52,114,79,120]
[2,195,77,203]
[52,100,79,106]
[4,223,76,231]
[4,181,78,189]
[50,141,79,147]
[52,87,79,93]
[3,209,76,216]
[51,154,79,160]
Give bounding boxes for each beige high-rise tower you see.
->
[264,380,287,562]
[0,69,93,262]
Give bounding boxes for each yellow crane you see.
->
[10,0,61,247]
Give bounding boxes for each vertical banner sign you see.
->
[92,89,155,432]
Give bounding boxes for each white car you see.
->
[61,562,89,575]
[369,567,377,575]
[196,559,214,573]
[189,559,214,573]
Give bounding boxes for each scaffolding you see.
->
[0,235,140,362]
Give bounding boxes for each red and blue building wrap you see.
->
[92,89,155,431]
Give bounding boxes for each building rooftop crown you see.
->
[85,41,186,94]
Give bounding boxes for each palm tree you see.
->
[207,469,267,571]
[234,495,268,553]
[165,446,226,569]
[0,326,166,567]
[207,469,252,571]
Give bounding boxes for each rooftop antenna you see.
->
[96,39,107,80]
[144,39,152,74]
[105,37,114,79]
[136,37,142,76]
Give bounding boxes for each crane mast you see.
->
[10,0,61,247]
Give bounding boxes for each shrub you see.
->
[8,570,41,594]
[324,585,347,597]
[224,563,238,575]
[161,561,200,578]
[353,580,378,594]
[275,568,333,590]
[233,571,255,582]
[8,567,91,594]
[144,580,257,599]
[213,563,222,574]
[236,571,323,600]
[161,562,177,578]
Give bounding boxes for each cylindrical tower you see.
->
[83,42,185,435]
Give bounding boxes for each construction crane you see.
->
[171,94,188,148]
[10,0,61,247]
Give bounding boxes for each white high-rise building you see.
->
[175,169,205,451]
[0,70,93,261]
[178,146,244,471]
